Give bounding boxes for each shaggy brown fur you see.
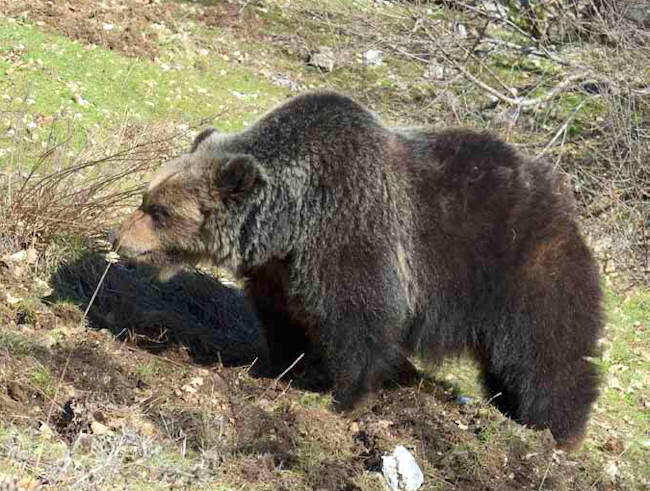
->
[114,91,602,448]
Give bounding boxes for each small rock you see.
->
[603,460,619,483]
[73,94,90,106]
[455,23,468,38]
[39,423,54,439]
[103,23,114,31]
[308,47,335,72]
[363,49,383,66]
[91,421,113,436]
[608,375,623,391]
[382,445,424,491]
[182,384,198,394]
[190,376,204,387]
[8,250,27,262]
[105,251,120,264]
[349,422,360,433]
[25,247,38,265]
[625,2,650,27]
[457,395,475,405]
[480,1,509,17]
[424,62,445,80]
[5,292,22,305]
[35,278,53,296]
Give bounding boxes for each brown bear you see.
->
[113,91,602,449]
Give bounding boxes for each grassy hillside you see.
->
[0,1,648,489]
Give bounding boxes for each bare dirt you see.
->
[0,251,612,490]
[0,0,265,59]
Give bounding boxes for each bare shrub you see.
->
[0,118,196,256]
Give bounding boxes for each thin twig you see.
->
[536,99,588,160]
[270,353,305,390]
[481,37,572,66]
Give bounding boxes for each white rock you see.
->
[39,423,54,439]
[604,460,619,482]
[363,49,383,66]
[382,445,424,491]
[103,23,114,31]
[35,278,52,296]
[26,247,38,265]
[8,250,27,262]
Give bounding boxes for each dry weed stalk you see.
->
[0,117,217,253]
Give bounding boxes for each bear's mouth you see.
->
[131,248,186,264]
[118,248,167,264]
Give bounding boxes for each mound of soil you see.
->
[0,0,262,59]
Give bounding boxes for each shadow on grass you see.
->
[47,251,268,366]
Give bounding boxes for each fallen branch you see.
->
[425,26,592,107]
[481,37,572,66]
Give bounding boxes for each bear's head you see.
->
[112,129,266,279]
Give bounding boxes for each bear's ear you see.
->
[215,155,265,202]
[190,128,216,153]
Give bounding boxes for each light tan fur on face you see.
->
[148,159,183,192]
[116,209,161,256]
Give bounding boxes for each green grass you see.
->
[27,363,55,397]
[0,17,288,171]
[133,358,177,382]
[435,286,650,483]
[14,299,38,325]
[590,287,650,480]
[0,330,43,357]
[298,392,332,409]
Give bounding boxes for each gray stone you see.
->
[625,1,650,27]
[308,46,335,72]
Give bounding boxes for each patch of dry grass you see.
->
[0,119,191,255]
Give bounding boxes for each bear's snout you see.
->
[113,210,161,260]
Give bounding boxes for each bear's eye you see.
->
[146,204,170,224]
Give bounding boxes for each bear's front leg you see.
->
[322,311,412,411]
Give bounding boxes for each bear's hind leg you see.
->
[480,335,600,449]
[544,358,600,449]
